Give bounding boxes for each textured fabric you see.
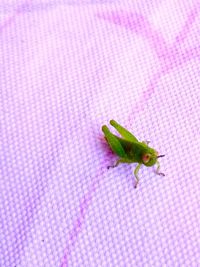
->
[1,1,200,267]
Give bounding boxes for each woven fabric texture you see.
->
[1,1,200,266]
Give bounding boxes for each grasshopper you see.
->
[102,120,165,188]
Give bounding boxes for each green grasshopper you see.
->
[102,120,165,188]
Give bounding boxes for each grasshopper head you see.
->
[142,150,165,167]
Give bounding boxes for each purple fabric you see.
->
[1,1,200,266]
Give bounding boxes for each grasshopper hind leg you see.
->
[110,120,138,142]
[102,125,127,158]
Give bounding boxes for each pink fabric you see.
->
[1,1,200,266]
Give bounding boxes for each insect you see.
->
[102,120,165,188]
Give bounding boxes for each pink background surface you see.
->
[1,1,200,266]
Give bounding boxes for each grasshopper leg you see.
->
[156,161,165,176]
[102,125,126,158]
[107,158,130,169]
[134,163,142,188]
[110,120,138,142]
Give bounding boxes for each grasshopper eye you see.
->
[142,153,151,163]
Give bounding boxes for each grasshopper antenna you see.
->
[157,155,165,158]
